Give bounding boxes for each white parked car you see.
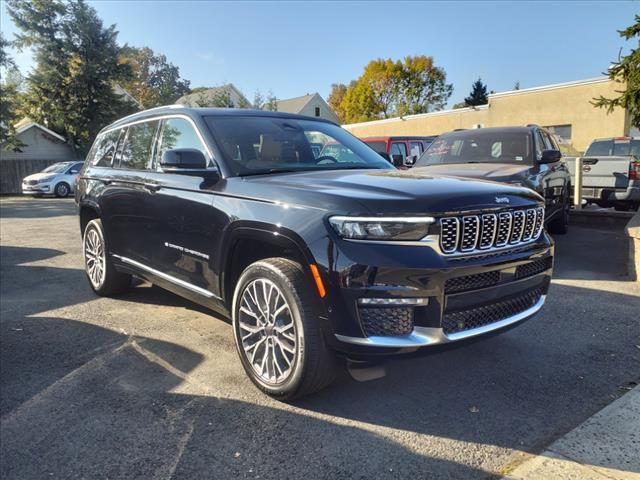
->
[22,161,84,197]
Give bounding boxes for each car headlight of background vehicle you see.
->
[36,176,56,184]
[328,216,435,241]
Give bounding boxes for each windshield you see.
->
[205,116,392,176]
[43,162,72,174]
[416,131,533,166]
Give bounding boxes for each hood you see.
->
[23,172,59,182]
[414,162,532,182]
[412,163,532,185]
[233,168,542,215]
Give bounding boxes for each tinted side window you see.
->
[391,142,407,159]
[92,129,121,167]
[585,140,613,156]
[156,118,210,167]
[118,121,159,170]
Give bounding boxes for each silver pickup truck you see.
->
[567,137,640,211]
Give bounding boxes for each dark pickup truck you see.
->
[412,126,572,234]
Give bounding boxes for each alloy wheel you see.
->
[238,278,298,384]
[84,227,106,288]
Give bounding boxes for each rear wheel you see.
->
[54,182,70,198]
[232,258,337,400]
[83,219,131,296]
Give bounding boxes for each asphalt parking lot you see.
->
[1,197,639,479]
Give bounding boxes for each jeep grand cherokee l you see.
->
[76,107,553,399]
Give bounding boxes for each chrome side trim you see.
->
[112,254,220,300]
[335,295,546,348]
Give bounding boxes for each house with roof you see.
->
[275,93,339,123]
[0,118,75,162]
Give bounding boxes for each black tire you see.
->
[547,190,570,235]
[232,258,337,400]
[83,219,131,296]
[54,182,70,198]
[614,203,630,212]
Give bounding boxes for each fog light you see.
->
[358,297,428,306]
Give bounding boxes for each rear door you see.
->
[582,139,631,189]
[100,120,160,265]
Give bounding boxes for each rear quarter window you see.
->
[91,129,122,167]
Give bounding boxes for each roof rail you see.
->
[453,128,467,132]
[525,123,540,128]
[115,104,184,124]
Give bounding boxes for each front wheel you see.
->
[83,219,131,296]
[54,182,70,198]
[232,258,337,400]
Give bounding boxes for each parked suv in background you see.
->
[412,126,571,233]
[77,107,553,399]
[362,136,436,167]
[572,137,640,211]
[22,161,84,197]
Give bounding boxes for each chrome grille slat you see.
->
[439,207,545,255]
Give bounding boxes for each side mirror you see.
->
[539,149,562,164]
[161,148,207,170]
[379,152,391,162]
[391,154,404,167]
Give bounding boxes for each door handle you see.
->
[144,183,161,193]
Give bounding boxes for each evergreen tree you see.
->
[7,0,134,154]
[0,32,25,151]
[464,78,489,106]
[593,15,640,128]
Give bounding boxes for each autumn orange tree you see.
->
[329,55,452,124]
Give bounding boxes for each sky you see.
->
[0,1,637,107]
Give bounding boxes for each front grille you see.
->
[443,288,543,334]
[25,180,38,186]
[515,257,553,279]
[359,307,414,336]
[445,270,500,293]
[439,207,544,255]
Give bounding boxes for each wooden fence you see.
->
[0,159,61,195]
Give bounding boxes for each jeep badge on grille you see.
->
[495,196,510,204]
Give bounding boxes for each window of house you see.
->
[315,107,320,117]
[117,121,159,170]
[545,125,572,143]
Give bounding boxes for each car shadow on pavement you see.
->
[0,315,494,480]
[551,225,633,281]
[294,281,639,469]
[0,197,76,219]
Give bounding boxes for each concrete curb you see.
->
[502,386,640,479]
[570,209,635,228]
[625,211,640,283]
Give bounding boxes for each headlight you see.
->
[36,176,55,184]
[328,216,434,241]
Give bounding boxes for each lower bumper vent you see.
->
[515,257,553,279]
[360,307,414,337]
[443,288,543,335]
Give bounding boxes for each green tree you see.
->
[120,46,190,108]
[0,32,25,151]
[399,55,453,115]
[264,90,278,111]
[253,89,265,109]
[592,15,640,128]
[464,78,488,106]
[7,0,134,154]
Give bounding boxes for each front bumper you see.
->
[22,183,51,194]
[581,184,640,203]
[319,235,553,356]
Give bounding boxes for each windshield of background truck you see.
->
[416,131,533,166]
